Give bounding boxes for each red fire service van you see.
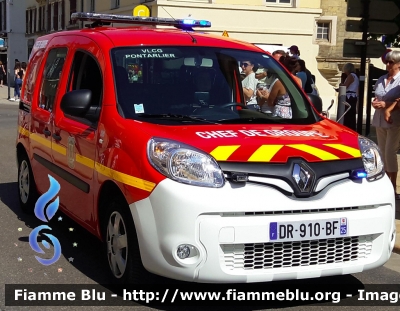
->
[17,12,395,284]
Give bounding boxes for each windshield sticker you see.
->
[195,130,329,139]
[126,49,176,59]
[134,104,145,114]
[34,40,48,49]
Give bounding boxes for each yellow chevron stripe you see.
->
[324,144,361,158]
[210,145,240,161]
[248,145,284,162]
[52,143,66,156]
[18,126,30,137]
[30,133,51,149]
[95,163,155,192]
[288,144,339,160]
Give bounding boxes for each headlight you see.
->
[358,136,384,181]
[147,137,225,188]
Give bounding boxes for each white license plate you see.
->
[269,218,348,242]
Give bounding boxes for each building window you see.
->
[317,22,329,41]
[0,1,5,31]
[58,1,62,30]
[313,16,337,46]
[265,0,293,5]
[26,10,29,34]
[31,9,34,33]
[51,3,54,31]
[111,0,119,9]
[26,9,36,34]
[89,0,95,12]
[41,6,45,31]
[165,0,211,2]
[70,0,77,24]
[34,8,37,33]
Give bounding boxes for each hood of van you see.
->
[140,120,361,163]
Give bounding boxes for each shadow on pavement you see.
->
[0,181,109,283]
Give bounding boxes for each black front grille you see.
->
[219,158,364,198]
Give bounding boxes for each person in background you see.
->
[21,62,27,75]
[255,50,288,86]
[340,63,359,131]
[295,60,307,90]
[0,61,5,87]
[272,50,287,62]
[381,49,392,65]
[10,62,23,101]
[255,65,267,82]
[257,56,301,118]
[297,59,315,94]
[262,50,287,88]
[289,45,301,59]
[371,50,400,199]
[240,59,259,110]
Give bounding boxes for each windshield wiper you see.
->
[136,113,220,124]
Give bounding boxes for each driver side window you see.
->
[67,50,103,124]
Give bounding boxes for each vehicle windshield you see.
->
[111,46,319,125]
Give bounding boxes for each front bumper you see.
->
[129,175,395,283]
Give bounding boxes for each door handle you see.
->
[52,133,61,141]
[43,129,51,137]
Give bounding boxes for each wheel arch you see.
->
[97,180,131,240]
[16,142,28,163]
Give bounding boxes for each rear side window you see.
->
[24,49,44,103]
[38,48,67,112]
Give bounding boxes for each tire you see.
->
[17,152,38,214]
[102,195,147,284]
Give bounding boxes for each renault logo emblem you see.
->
[292,163,315,193]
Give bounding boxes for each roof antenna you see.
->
[160,6,197,44]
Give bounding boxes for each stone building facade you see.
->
[316,0,362,86]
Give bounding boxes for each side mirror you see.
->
[307,94,323,113]
[60,89,92,117]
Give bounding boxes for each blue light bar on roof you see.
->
[71,12,211,29]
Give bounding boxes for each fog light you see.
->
[177,244,191,259]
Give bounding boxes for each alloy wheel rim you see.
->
[19,160,29,204]
[106,211,128,278]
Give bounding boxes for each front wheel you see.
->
[17,153,37,214]
[102,196,147,284]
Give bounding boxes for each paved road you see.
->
[1,102,400,311]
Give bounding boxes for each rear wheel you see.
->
[17,152,37,214]
[102,196,146,284]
